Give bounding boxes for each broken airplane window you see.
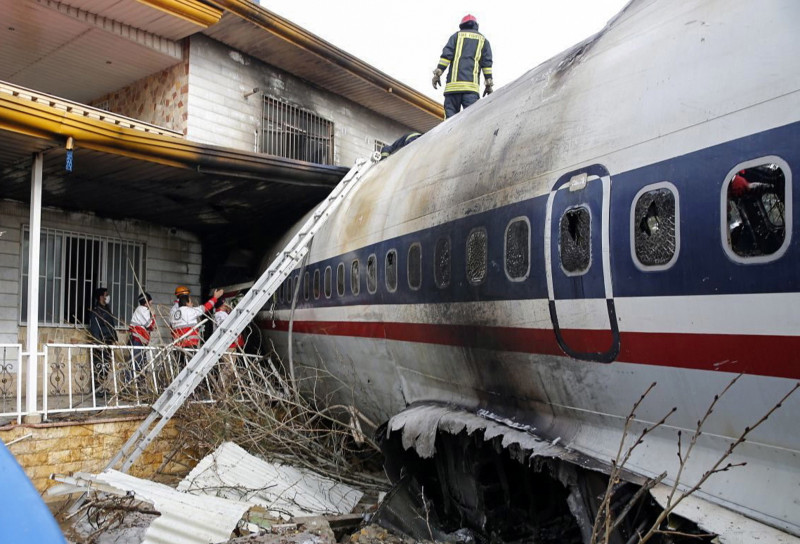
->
[324,266,332,298]
[725,160,788,260]
[559,207,591,274]
[505,218,530,281]
[467,227,488,285]
[633,185,678,269]
[385,250,398,292]
[367,254,377,294]
[313,269,320,299]
[303,271,309,300]
[434,236,451,288]
[337,263,345,296]
[408,243,422,290]
[351,259,360,295]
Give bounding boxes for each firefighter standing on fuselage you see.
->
[432,14,493,119]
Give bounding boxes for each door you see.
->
[545,165,619,363]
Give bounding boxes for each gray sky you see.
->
[263,1,631,102]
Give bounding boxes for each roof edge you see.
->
[207,0,444,121]
[137,0,223,28]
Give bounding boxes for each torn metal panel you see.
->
[51,470,250,544]
[177,442,364,519]
[387,403,606,472]
[650,486,800,544]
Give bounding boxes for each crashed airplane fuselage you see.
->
[259,0,800,540]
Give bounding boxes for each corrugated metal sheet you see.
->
[53,470,251,544]
[177,442,364,519]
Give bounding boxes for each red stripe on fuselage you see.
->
[266,319,800,380]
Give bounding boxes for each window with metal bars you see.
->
[20,227,144,328]
[261,96,334,165]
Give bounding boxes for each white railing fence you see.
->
[0,343,263,422]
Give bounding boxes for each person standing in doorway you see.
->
[88,287,118,398]
[432,14,493,119]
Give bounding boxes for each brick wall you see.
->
[0,416,193,502]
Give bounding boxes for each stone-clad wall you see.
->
[0,416,192,501]
[90,58,189,135]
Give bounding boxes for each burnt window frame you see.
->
[324,265,332,298]
[313,269,320,299]
[504,217,531,282]
[366,253,378,294]
[433,235,452,289]
[630,182,680,272]
[385,249,398,293]
[558,206,591,277]
[336,262,345,297]
[407,242,422,291]
[466,227,488,286]
[721,156,792,264]
[351,259,361,296]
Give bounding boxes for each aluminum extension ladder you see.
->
[106,155,378,474]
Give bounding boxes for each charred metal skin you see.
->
[257,1,800,540]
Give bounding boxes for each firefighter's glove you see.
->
[483,78,494,97]
[432,69,443,89]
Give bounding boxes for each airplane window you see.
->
[313,269,320,299]
[559,208,590,275]
[385,250,398,292]
[324,266,332,298]
[286,277,292,303]
[303,271,309,300]
[467,227,488,285]
[505,218,530,280]
[408,243,422,290]
[633,186,678,269]
[278,281,284,303]
[367,254,377,294]
[337,263,345,296]
[725,161,788,259]
[434,236,451,288]
[351,260,360,295]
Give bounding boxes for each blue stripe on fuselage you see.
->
[277,122,799,310]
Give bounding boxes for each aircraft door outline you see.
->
[544,165,620,363]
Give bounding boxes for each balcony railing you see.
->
[0,343,264,423]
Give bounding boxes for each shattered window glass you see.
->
[633,188,676,267]
[434,237,451,288]
[303,271,309,300]
[351,260,360,296]
[467,228,487,285]
[337,263,345,296]
[726,163,787,258]
[367,254,377,294]
[385,250,398,292]
[313,269,320,299]
[324,266,332,298]
[408,243,422,290]
[505,219,530,280]
[560,207,591,274]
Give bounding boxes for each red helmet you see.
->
[460,14,477,26]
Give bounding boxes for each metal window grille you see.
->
[20,227,144,328]
[261,96,334,164]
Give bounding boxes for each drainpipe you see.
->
[25,152,43,423]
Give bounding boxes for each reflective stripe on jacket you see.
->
[436,30,493,94]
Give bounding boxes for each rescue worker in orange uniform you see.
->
[170,288,224,349]
[432,14,493,118]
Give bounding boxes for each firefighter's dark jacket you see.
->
[380,132,422,160]
[436,29,493,94]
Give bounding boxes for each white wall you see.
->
[186,35,410,166]
[0,199,203,347]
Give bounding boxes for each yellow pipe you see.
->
[135,0,223,28]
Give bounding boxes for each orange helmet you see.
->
[174,285,190,296]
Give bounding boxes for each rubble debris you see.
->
[178,442,364,519]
